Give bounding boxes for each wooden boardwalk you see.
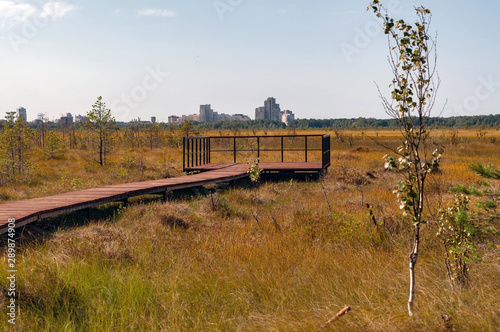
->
[0,161,328,234]
[0,163,249,234]
[1,133,331,235]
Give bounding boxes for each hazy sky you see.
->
[1,0,499,122]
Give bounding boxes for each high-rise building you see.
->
[59,113,73,126]
[281,110,295,126]
[255,107,265,120]
[266,97,281,122]
[16,107,27,122]
[199,105,214,122]
[255,97,281,121]
[151,116,157,124]
[168,115,180,124]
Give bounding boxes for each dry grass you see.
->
[0,128,499,331]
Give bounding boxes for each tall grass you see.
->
[0,129,499,331]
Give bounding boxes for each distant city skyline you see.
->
[168,104,251,124]
[1,1,499,122]
[10,96,298,124]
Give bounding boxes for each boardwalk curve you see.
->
[0,164,249,234]
[1,134,331,235]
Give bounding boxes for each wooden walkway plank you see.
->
[0,164,250,234]
[0,161,323,234]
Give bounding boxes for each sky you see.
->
[1,0,499,122]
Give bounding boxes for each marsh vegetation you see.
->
[0,128,499,331]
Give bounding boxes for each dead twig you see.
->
[366,203,377,226]
[270,217,281,232]
[320,305,351,329]
[252,212,260,227]
[210,191,215,212]
[320,179,332,214]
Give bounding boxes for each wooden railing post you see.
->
[194,139,197,166]
[198,138,201,166]
[322,135,325,168]
[199,138,201,166]
[281,136,284,163]
[322,134,331,169]
[257,137,260,160]
[186,138,189,168]
[233,137,236,163]
[182,137,186,171]
[204,138,207,164]
[189,138,193,168]
[305,136,308,162]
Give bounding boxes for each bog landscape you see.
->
[1,1,500,331]
[1,124,499,331]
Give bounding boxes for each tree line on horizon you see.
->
[290,114,500,129]
[163,114,500,130]
[2,114,499,132]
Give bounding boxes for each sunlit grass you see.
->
[0,128,499,331]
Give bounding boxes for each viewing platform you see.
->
[183,134,331,175]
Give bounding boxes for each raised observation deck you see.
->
[183,134,331,174]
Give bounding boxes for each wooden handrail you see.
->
[183,134,330,172]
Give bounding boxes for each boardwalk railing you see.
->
[183,134,330,171]
[183,136,211,170]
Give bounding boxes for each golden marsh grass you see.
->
[0,128,499,331]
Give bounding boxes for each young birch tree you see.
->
[85,96,117,166]
[368,1,442,316]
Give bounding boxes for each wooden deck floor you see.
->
[185,162,325,173]
[0,162,325,234]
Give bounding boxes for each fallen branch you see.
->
[321,305,351,329]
